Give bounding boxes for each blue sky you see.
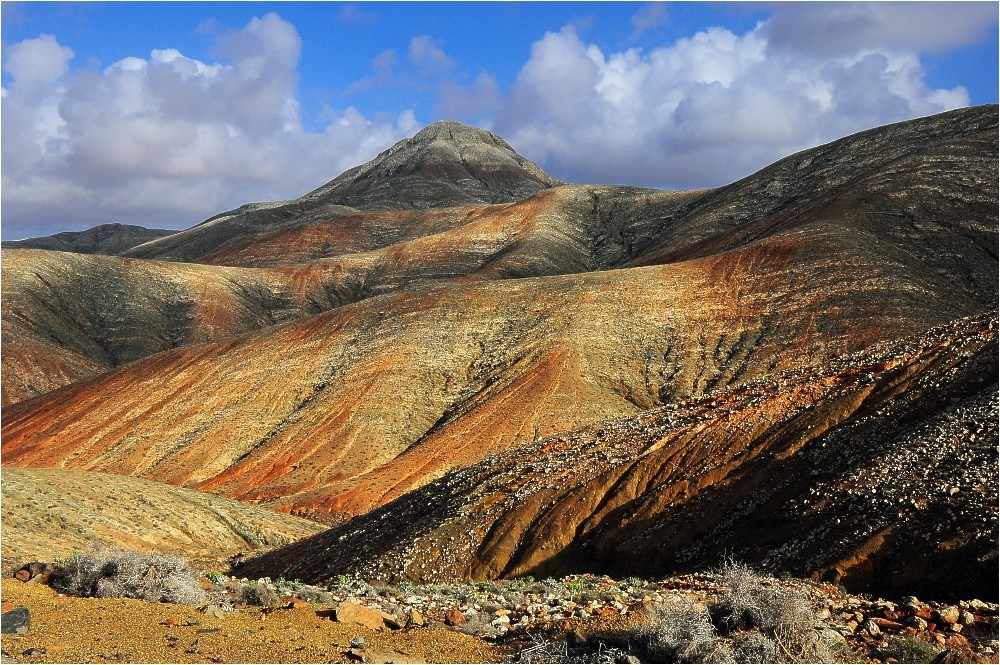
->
[2,2,997,239]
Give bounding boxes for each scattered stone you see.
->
[861,618,882,637]
[909,616,929,630]
[969,599,997,615]
[444,609,467,626]
[350,636,366,649]
[21,648,45,657]
[935,606,961,625]
[1,607,31,635]
[13,562,55,585]
[407,608,425,627]
[379,611,402,630]
[958,611,976,626]
[197,628,221,634]
[872,617,904,631]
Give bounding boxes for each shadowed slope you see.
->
[1,250,315,404]
[236,313,998,602]
[1,467,324,567]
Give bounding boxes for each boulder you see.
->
[444,609,466,626]
[334,602,387,631]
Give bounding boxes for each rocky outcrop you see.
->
[1,223,174,255]
[236,313,998,601]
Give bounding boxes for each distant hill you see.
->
[1,466,324,567]
[2,223,175,254]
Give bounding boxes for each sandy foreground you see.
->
[0,581,511,664]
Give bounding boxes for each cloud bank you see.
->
[1,6,990,237]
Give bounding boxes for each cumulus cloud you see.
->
[494,22,971,188]
[2,13,417,238]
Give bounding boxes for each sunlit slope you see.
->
[2,221,984,520]
[1,466,324,566]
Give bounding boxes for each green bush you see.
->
[881,636,939,663]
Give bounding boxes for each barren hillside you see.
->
[1,467,324,567]
[237,312,998,602]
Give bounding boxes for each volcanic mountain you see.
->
[2,107,997,598]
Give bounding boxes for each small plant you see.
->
[204,570,225,584]
[51,546,205,606]
[240,581,281,607]
[632,560,832,664]
[881,636,939,664]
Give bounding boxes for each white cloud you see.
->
[494,22,971,188]
[1,14,417,238]
[408,36,456,77]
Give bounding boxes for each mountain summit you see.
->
[123,120,561,262]
[301,120,562,210]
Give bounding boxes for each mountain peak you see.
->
[302,121,561,209]
[410,120,506,147]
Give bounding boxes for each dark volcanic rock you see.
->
[1,607,30,635]
[2,223,174,255]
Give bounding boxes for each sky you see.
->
[2,2,998,240]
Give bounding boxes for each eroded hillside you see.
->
[237,312,998,602]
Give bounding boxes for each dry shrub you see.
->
[635,561,832,664]
[716,560,831,664]
[514,634,629,664]
[643,597,735,663]
[52,547,205,606]
[240,581,281,607]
